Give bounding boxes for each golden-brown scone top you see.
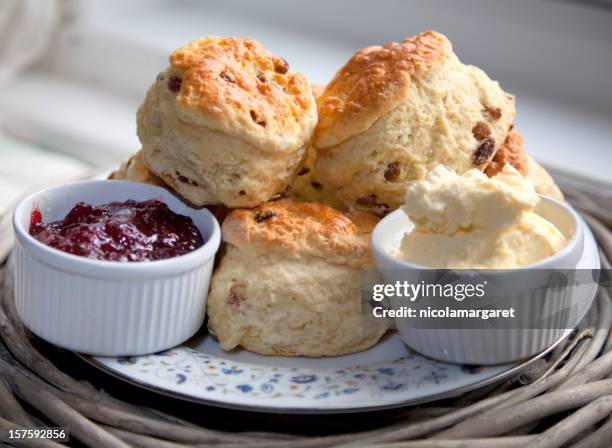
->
[315,31,449,148]
[312,30,515,215]
[222,200,378,268]
[485,128,528,177]
[169,36,317,151]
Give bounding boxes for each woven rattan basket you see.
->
[0,171,611,448]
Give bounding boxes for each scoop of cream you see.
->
[399,165,567,269]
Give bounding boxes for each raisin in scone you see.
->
[206,200,389,357]
[137,36,317,208]
[314,31,515,215]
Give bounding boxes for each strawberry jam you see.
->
[29,200,204,262]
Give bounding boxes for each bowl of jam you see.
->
[12,180,221,356]
[29,199,205,262]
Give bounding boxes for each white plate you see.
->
[82,214,599,413]
[85,329,573,414]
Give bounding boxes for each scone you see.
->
[485,128,564,200]
[108,150,165,186]
[314,31,515,214]
[137,36,317,208]
[206,200,389,357]
[289,144,345,209]
[290,83,344,208]
[110,150,231,223]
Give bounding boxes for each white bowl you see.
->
[371,196,588,365]
[12,180,221,356]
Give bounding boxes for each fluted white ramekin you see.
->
[372,196,590,365]
[12,180,221,356]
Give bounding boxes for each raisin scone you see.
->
[110,150,232,223]
[485,128,564,200]
[206,200,390,357]
[137,36,317,208]
[290,84,344,209]
[289,144,345,209]
[108,150,165,186]
[314,31,515,215]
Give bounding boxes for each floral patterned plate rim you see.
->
[81,217,600,413]
[82,330,572,414]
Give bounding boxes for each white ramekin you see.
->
[12,180,221,356]
[372,196,590,365]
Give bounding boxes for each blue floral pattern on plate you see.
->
[93,333,522,411]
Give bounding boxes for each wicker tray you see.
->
[0,177,611,448]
